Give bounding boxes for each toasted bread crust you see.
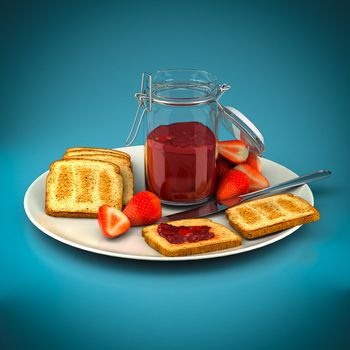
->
[225,193,320,239]
[44,208,98,218]
[142,219,242,257]
[143,234,241,256]
[65,147,130,160]
[64,152,131,164]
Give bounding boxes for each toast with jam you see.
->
[142,218,242,256]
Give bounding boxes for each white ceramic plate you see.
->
[24,145,314,261]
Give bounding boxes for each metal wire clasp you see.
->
[218,83,231,97]
[125,73,152,146]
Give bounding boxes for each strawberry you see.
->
[218,140,249,164]
[216,154,234,178]
[246,152,262,173]
[216,169,250,202]
[234,164,269,191]
[98,205,131,238]
[123,191,162,226]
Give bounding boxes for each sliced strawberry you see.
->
[234,164,269,191]
[216,169,250,202]
[218,140,249,164]
[216,154,234,178]
[98,205,131,238]
[246,152,262,173]
[123,191,162,226]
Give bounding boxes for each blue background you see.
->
[1,0,349,349]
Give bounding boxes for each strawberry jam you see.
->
[157,223,214,244]
[146,121,217,204]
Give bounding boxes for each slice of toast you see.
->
[65,147,130,160]
[45,158,123,217]
[142,218,242,257]
[226,193,320,239]
[63,153,134,205]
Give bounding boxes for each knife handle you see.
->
[240,169,332,201]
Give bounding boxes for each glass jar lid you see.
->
[126,69,266,156]
[218,105,265,156]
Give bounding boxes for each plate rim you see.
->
[24,145,314,261]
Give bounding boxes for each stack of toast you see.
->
[45,147,134,217]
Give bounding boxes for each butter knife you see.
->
[158,169,331,223]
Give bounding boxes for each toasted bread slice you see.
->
[65,147,130,160]
[142,218,242,257]
[226,193,320,239]
[45,159,123,217]
[63,153,134,205]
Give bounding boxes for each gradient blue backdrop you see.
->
[1,0,349,349]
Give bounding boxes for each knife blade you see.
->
[157,169,331,223]
[158,195,247,223]
[158,200,229,223]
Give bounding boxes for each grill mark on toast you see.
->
[236,207,261,225]
[76,167,93,203]
[56,165,73,201]
[254,202,284,220]
[276,198,310,214]
[99,170,112,204]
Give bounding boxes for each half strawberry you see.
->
[246,152,262,173]
[218,140,249,164]
[98,205,131,238]
[234,164,269,191]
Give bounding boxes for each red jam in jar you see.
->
[157,223,214,244]
[146,121,217,204]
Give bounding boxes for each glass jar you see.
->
[126,69,265,205]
